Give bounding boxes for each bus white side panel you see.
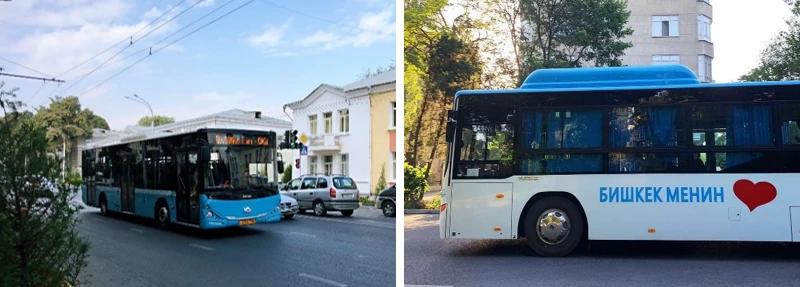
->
[791,207,800,242]
[449,182,513,239]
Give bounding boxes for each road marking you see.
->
[189,244,214,251]
[298,273,347,287]
[94,218,103,222]
[130,228,144,233]
[289,231,317,238]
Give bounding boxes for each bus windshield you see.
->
[203,132,279,197]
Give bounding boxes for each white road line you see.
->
[298,273,347,287]
[189,244,214,251]
[289,231,317,238]
[130,228,144,233]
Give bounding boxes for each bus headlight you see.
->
[204,205,210,210]
[206,211,213,218]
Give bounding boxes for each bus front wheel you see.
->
[523,196,584,257]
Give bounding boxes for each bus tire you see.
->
[155,201,170,229]
[99,195,108,216]
[523,196,584,257]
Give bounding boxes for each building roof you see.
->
[284,69,396,110]
[342,68,396,92]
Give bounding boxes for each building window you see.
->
[697,14,711,42]
[323,155,333,174]
[390,151,396,181]
[341,154,349,175]
[339,109,349,133]
[652,55,680,66]
[391,101,396,128]
[309,115,318,135]
[324,112,332,134]
[652,15,679,37]
[698,55,713,83]
[309,156,318,174]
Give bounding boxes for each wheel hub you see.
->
[536,209,570,245]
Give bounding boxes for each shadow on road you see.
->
[82,211,286,240]
[445,238,800,262]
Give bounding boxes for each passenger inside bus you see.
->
[690,153,706,172]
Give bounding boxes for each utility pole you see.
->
[0,68,64,83]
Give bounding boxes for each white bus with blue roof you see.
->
[439,65,800,257]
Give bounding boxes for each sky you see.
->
[0,0,396,130]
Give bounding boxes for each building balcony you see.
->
[307,134,342,152]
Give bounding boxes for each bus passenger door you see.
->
[120,156,135,213]
[176,149,200,224]
[448,182,513,239]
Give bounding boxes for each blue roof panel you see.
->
[454,65,800,98]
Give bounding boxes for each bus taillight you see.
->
[440,204,447,212]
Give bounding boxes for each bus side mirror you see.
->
[199,146,210,162]
[445,121,456,143]
[277,160,285,174]
[445,110,457,143]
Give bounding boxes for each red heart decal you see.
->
[733,179,777,212]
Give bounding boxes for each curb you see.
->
[404,209,440,214]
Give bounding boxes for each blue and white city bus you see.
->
[439,65,800,257]
[81,128,286,229]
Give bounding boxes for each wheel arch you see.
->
[517,191,588,241]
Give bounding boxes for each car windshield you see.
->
[203,140,278,192]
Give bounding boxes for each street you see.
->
[405,214,800,287]
[75,207,396,287]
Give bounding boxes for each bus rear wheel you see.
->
[523,196,584,257]
[155,203,170,229]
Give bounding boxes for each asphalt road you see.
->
[75,208,396,287]
[405,214,800,287]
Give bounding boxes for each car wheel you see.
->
[382,201,395,217]
[313,201,327,216]
[155,203,170,229]
[283,214,294,220]
[340,210,354,217]
[523,196,584,257]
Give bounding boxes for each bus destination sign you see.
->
[210,133,270,146]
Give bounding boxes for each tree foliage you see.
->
[34,96,106,163]
[518,0,633,84]
[374,164,387,196]
[403,163,428,207]
[281,165,292,183]
[740,1,800,81]
[137,115,175,127]
[0,83,91,287]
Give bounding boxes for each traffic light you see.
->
[290,130,298,149]
[280,130,291,149]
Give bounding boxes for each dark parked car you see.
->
[375,185,396,217]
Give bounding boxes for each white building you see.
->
[284,81,372,192]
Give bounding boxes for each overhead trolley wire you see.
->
[77,0,257,98]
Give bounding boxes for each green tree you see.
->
[0,83,91,287]
[281,166,293,183]
[404,162,428,208]
[137,115,175,127]
[517,0,633,85]
[739,1,800,81]
[374,164,387,196]
[34,96,102,170]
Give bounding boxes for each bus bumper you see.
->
[200,205,282,229]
